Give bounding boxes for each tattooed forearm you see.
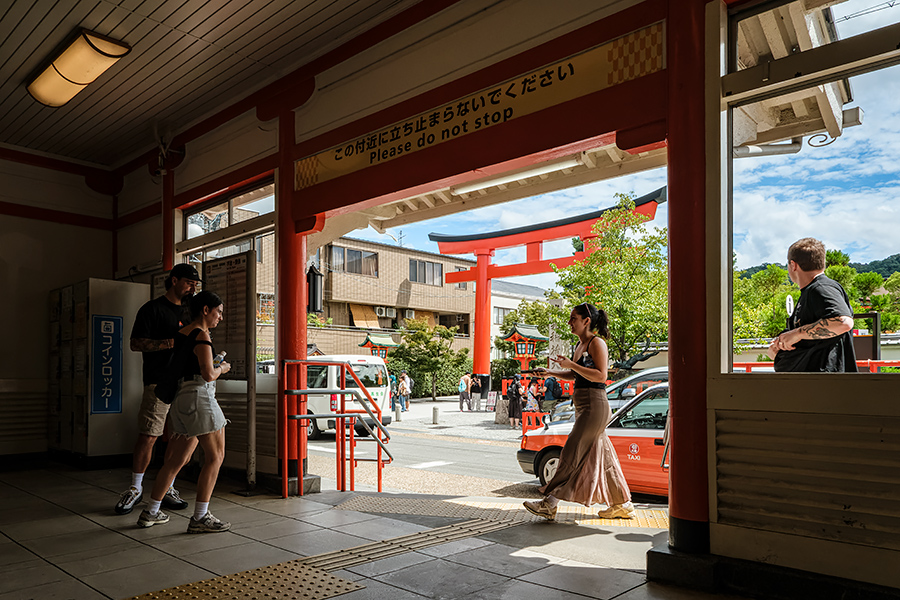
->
[130,338,173,352]
[798,317,846,339]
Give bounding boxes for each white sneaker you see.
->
[115,486,143,515]
[597,502,636,519]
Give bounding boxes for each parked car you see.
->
[550,366,668,422]
[304,355,392,439]
[517,382,670,496]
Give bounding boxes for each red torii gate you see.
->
[429,187,666,388]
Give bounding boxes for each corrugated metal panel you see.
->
[716,409,900,551]
[218,392,277,458]
[0,380,49,455]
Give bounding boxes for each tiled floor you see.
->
[0,462,747,600]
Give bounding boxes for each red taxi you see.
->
[517,383,670,496]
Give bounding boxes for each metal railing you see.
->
[281,360,392,497]
[732,360,900,372]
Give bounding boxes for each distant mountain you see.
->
[851,254,900,279]
[740,255,900,279]
[738,263,785,279]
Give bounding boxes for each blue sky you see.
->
[349,1,900,291]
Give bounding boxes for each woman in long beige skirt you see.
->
[523,303,634,521]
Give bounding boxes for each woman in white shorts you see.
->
[137,290,232,533]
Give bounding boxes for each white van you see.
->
[304,355,392,439]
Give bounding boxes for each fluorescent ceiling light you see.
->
[452,156,583,195]
[27,29,131,108]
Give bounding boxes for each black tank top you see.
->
[174,328,214,379]
[573,337,606,389]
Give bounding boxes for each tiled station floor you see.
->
[0,462,746,600]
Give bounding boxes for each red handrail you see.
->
[733,360,900,372]
[281,359,389,497]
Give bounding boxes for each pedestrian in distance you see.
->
[458,372,472,412]
[524,377,541,412]
[523,302,634,521]
[115,264,199,516]
[767,237,858,372]
[137,290,232,533]
[398,370,411,412]
[507,374,524,428]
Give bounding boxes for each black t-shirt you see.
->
[775,275,858,372]
[130,296,189,385]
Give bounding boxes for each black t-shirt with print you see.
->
[130,296,189,385]
[775,275,857,372]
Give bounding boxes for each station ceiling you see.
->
[0,0,420,168]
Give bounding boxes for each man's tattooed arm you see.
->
[798,316,853,339]
[130,338,173,352]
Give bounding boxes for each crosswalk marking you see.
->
[408,460,452,469]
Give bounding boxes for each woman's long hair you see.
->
[573,302,610,338]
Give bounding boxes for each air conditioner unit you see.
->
[375,306,386,317]
[385,307,397,318]
[404,309,415,319]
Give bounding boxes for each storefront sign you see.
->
[295,22,664,190]
[91,315,123,414]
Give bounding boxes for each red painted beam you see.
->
[434,200,658,255]
[446,253,586,283]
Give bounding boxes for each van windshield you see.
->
[347,364,387,389]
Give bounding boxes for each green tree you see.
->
[386,319,469,400]
[554,194,668,363]
[493,299,563,369]
[825,265,858,299]
[855,271,884,305]
[732,264,796,339]
[826,249,850,267]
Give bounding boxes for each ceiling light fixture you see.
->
[451,155,583,196]
[27,29,131,108]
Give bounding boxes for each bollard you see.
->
[395,403,402,422]
[432,406,439,424]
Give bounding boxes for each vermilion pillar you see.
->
[277,109,306,477]
[666,0,710,553]
[473,249,494,382]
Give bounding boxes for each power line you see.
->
[834,1,899,22]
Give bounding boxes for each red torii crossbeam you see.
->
[428,187,666,385]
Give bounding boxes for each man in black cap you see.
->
[115,264,200,515]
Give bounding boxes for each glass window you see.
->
[361,250,378,277]
[409,259,443,286]
[183,180,273,240]
[186,201,228,239]
[346,364,388,389]
[333,246,344,271]
[612,390,669,430]
[608,372,669,400]
[307,365,328,389]
[346,249,362,274]
[455,266,467,290]
[232,183,274,224]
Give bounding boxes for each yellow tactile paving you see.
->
[334,495,669,528]
[127,562,362,600]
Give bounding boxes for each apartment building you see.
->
[309,237,477,355]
